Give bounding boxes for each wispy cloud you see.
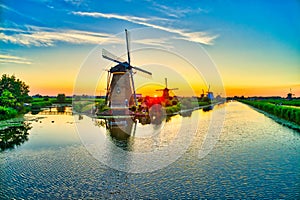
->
[0,26,121,46]
[72,11,169,23]
[0,10,216,46]
[134,38,173,49]
[72,11,217,45]
[150,2,206,18]
[0,4,43,24]
[0,54,32,65]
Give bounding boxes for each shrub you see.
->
[0,106,18,120]
[31,101,52,108]
[295,110,300,124]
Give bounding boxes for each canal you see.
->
[0,101,299,199]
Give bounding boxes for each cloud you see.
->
[134,38,174,49]
[0,26,122,47]
[0,4,43,24]
[175,32,219,45]
[0,54,32,65]
[72,11,168,23]
[0,10,217,47]
[149,2,206,18]
[72,11,217,45]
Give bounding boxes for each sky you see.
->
[0,0,299,97]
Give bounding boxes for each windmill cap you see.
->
[110,63,131,73]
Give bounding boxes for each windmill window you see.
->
[116,87,121,94]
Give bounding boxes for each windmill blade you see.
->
[155,89,165,91]
[165,78,168,88]
[132,119,137,136]
[125,29,131,65]
[102,49,125,64]
[169,88,179,90]
[129,69,137,106]
[133,69,152,79]
[132,66,152,76]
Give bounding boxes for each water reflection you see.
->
[1,102,299,198]
[134,104,167,125]
[179,110,193,117]
[202,105,214,112]
[32,106,72,115]
[94,107,168,152]
[106,118,134,140]
[105,118,135,151]
[57,106,66,113]
[0,122,31,151]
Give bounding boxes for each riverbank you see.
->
[239,100,300,131]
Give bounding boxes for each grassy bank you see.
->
[239,100,300,125]
[263,99,300,107]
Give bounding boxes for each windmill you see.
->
[102,29,152,113]
[200,89,205,98]
[206,85,214,101]
[287,88,295,100]
[156,78,178,99]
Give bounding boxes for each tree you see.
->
[0,74,30,111]
[57,93,66,103]
[0,89,17,108]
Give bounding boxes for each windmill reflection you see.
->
[203,105,214,112]
[96,108,166,150]
[0,122,31,151]
[105,118,135,141]
[135,104,166,125]
[103,117,136,151]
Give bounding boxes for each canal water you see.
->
[0,102,299,199]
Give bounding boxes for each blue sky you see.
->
[0,0,299,96]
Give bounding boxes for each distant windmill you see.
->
[206,85,214,101]
[287,88,295,100]
[156,78,178,99]
[102,29,152,112]
[200,89,205,98]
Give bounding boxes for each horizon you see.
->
[1,1,299,97]
[29,92,297,99]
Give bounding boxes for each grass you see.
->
[165,104,181,115]
[240,99,300,125]
[73,98,108,113]
[258,99,300,107]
